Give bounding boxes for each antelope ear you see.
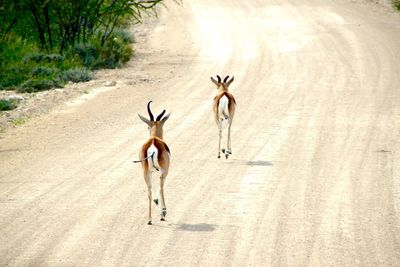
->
[210,77,219,86]
[226,76,234,87]
[160,112,171,124]
[138,114,151,125]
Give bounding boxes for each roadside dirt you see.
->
[1,0,400,266]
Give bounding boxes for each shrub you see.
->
[113,29,135,44]
[92,35,133,69]
[1,27,134,92]
[23,53,64,64]
[0,36,38,90]
[73,43,98,68]
[19,78,63,93]
[32,66,59,77]
[0,65,31,90]
[58,68,92,83]
[394,0,400,10]
[0,99,18,111]
[71,28,134,70]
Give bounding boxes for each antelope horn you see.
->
[147,101,154,121]
[224,75,229,83]
[156,110,166,121]
[216,75,221,83]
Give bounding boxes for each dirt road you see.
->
[1,0,400,266]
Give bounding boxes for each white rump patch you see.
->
[218,95,230,121]
[147,144,159,172]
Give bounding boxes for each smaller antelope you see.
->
[135,101,171,225]
[211,75,236,159]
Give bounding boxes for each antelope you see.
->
[135,101,171,225]
[211,75,236,159]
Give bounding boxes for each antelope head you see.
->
[138,101,170,139]
[210,75,234,92]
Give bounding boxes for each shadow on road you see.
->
[245,160,272,166]
[226,159,273,166]
[176,223,216,232]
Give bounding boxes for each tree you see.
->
[1,0,164,52]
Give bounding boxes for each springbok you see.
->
[135,101,171,225]
[211,75,236,159]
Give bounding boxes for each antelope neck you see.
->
[150,127,163,139]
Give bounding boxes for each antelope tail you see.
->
[133,151,155,163]
[133,151,159,171]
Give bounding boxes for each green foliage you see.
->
[0,36,35,89]
[32,66,59,77]
[70,29,134,69]
[393,0,400,11]
[0,0,164,93]
[1,0,163,51]
[24,54,64,64]
[73,43,98,68]
[114,28,136,44]
[58,68,92,83]
[92,32,134,69]
[19,78,63,93]
[0,65,31,90]
[0,99,18,111]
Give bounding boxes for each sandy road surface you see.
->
[1,0,400,266]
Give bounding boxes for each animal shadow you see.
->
[177,223,216,232]
[245,160,272,166]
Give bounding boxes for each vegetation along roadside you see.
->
[394,0,400,10]
[0,0,166,111]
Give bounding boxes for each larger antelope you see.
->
[211,75,236,159]
[135,101,171,225]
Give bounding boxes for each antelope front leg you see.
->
[147,185,152,225]
[144,171,153,225]
[226,125,232,159]
[160,172,167,221]
[218,120,222,158]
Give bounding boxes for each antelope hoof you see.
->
[148,221,152,225]
[161,208,167,218]
[160,218,165,221]
[221,148,226,154]
[225,154,229,159]
[153,199,159,205]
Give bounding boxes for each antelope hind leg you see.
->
[160,173,167,221]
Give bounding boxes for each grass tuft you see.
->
[0,99,18,111]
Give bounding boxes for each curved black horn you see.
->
[147,101,154,121]
[216,75,221,83]
[224,75,229,83]
[156,110,166,121]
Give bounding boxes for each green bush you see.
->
[0,99,18,111]
[92,35,133,69]
[1,28,134,92]
[24,53,64,64]
[32,66,59,77]
[0,36,38,90]
[1,0,164,93]
[114,29,136,44]
[394,0,400,10]
[19,78,63,93]
[72,29,134,70]
[73,43,98,68]
[0,65,31,89]
[58,68,92,83]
